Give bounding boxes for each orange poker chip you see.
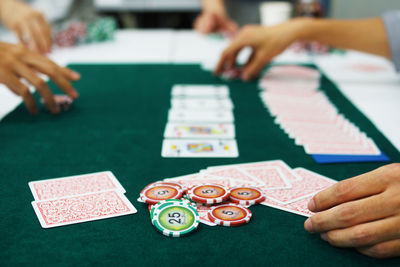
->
[140,184,183,205]
[208,204,252,226]
[229,186,265,206]
[188,184,230,204]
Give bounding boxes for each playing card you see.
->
[303,138,381,155]
[171,85,229,98]
[241,167,292,190]
[32,190,137,228]
[261,195,314,217]
[196,205,217,226]
[165,174,234,188]
[265,168,337,204]
[171,98,233,110]
[207,160,301,182]
[168,109,234,123]
[164,123,235,139]
[161,139,238,158]
[29,171,125,201]
[202,167,264,187]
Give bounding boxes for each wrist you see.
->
[291,17,318,42]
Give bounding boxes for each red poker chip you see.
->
[208,204,252,227]
[187,184,230,204]
[229,186,265,206]
[140,184,183,205]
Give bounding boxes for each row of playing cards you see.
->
[159,160,336,225]
[29,171,137,228]
[259,65,384,163]
[162,84,239,158]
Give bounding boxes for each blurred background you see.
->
[89,0,400,28]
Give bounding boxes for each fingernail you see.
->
[304,218,314,233]
[320,233,328,242]
[308,198,316,211]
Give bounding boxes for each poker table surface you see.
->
[1,63,400,266]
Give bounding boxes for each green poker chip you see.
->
[150,199,184,220]
[152,201,199,237]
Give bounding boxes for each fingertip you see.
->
[304,218,314,233]
[308,198,316,211]
[320,233,328,242]
[70,70,81,80]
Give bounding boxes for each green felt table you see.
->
[1,64,399,266]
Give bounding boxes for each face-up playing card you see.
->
[164,123,235,139]
[29,171,125,201]
[264,167,337,204]
[171,98,233,110]
[161,139,238,158]
[32,190,137,228]
[171,85,229,98]
[168,109,234,123]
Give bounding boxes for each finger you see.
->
[16,65,59,113]
[305,194,393,233]
[35,15,52,53]
[241,53,268,81]
[0,70,37,114]
[23,53,79,99]
[61,67,81,81]
[214,37,247,75]
[220,20,238,35]
[321,216,400,248]
[358,239,400,259]
[309,167,389,212]
[13,25,26,46]
[21,22,39,52]
[31,18,49,54]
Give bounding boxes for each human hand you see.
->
[194,11,238,35]
[304,163,400,259]
[214,19,309,81]
[0,42,80,114]
[0,0,52,53]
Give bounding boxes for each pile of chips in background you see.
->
[138,180,265,237]
[54,17,117,47]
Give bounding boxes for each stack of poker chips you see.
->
[138,181,265,237]
[54,17,117,48]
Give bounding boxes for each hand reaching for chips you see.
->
[0,42,80,114]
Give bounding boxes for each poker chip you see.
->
[40,94,74,111]
[152,201,199,237]
[140,184,183,205]
[229,186,265,206]
[150,198,188,220]
[208,204,252,227]
[188,184,230,204]
[143,181,187,194]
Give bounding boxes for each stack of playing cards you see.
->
[29,171,137,228]
[162,84,239,158]
[158,160,336,225]
[258,65,389,164]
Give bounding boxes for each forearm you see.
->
[297,17,391,58]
